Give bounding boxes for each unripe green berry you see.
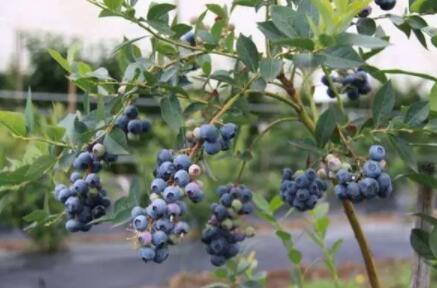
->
[92,143,106,158]
[127,132,140,141]
[193,127,201,140]
[149,193,160,201]
[221,219,233,230]
[245,226,255,237]
[341,162,352,171]
[231,199,242,211]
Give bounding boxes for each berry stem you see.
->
[342,200,381,288]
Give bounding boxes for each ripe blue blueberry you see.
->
[296,189,310,201]
[174,170,190,187]
[73,179,89,196]
[240,202,254,214]
[151,178,167,193]
[127,119,144,134]
[58,188,74,203]
[167,203,182,216]
[295,174,310,188]
[140,247,156,263]
[358,178,379,199]
[163,186,182,203]
[157,149,173,164]
[362,160,382,178]
[220,123,237,140]
[185,182,203,202]
[65,219,82,232]
[304,169,317,182]
[211,255,227,266]
[133,215,148,231]
[292,199,306,211]
[154,219,174,233]
[73,152,93,170]
[124,105,139,119]
[238,186,252,202]
[346,182,362,202]
[78,207,92,223]
[152,230,168,247]
[282,168,293,180]
[216,185,230,197]
[220,138,231,151]
[369,145,386,161]
[70,172,81,183]
[65,197,82,214]
[150,199,168,216]
[91,205,106,219]
[335,184,348,200]
[173,154,192,170]
[157,161,176,180]
[85,173,100,188]
[154,246,169,263]
[115,115,129,132]
[358,6,372,17]
[336,169,352,184]
[377,173,393,198]
[131,206,145,218]
[213,204,229,221]
[347,88,360,100]
[199,124,219,142]
[375,0,396,11]
[203,141,222,155]
[174,221,189,235]
[220,193,233,207]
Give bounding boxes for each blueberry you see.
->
[157,149,173,164]
[85,173,100,188]
[103,153,118,163]
[240,202,254,214]
[335,184,348,200]
[201,227,219,244]
[78,207,92,223]
[220,193,233,207]
[220,138,231,151]
[211,255,227,266]
[377,173,393,198]
[140,247,156,263]
[210,237,227,254]
[282,168,293,181]
[358,83,371,94]
[174,221,189,235]
[127,119,144,134]
[154,246,169,263]
[90,160,102,173]
[115,115,129,131]
[358,6,372,17]
[70,172,81,183]
[346,88,360,100]
[305,195,318,210]
[73,179,89,196]
[369,145,386,161]
[157,161,176,180]
[73,152,93,170]
[296,189,310,201]
[220,123,238,140]
[321,75,330,86]
[65,197,82,214]
[140,120,151,133]
[238,186,252,202]
[163,186,182,203]
[327,88,336,98]
[224,243,239,259]
[91,205,106,219]
[346,182,362,202]
[199,124,219,142]
[124,105,139,119]
[131,206,144,219]
[213,204,229,221]
[154,219,174,234]
[92,143,106,158]
[173,154,192,170]
[152,230,168,247]
[292,198,306,211]
[151,199,167,216]
[174,170,190,187]
[151,178,167,193]
[281,180,297,195]
[336,169,352,184]
[167,203,182,216]
[185,182,203,202]
[65,219,82,232]
[362,160,382,178]
[304,169,317,182]
[358,178,379,199]
[375,0,396,11]
[216,185,230,197]
[133,215,148,231]
[295,174,310,188]
[182,32,196,46]
[138,231,152,246]
[203,141,222,155]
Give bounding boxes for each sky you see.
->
[1,0,437,94]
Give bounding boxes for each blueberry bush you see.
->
[1,0,437,287]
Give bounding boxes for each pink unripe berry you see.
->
[138,231,152,246]
[189,164,202,177]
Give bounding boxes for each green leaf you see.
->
[47,48,71,72]
[0,111,26,136]
[276,230,291,242]
[288,248,302,264]
[103,127,129,155]
[104,0,123,10]
[233,0,262,7]
[236,35,259,72]
[357,18,376,36]
[404,101,429,126]
[373,81,395,127]
[408,173,437,189]
[25,155,57,180]
[206,4,227,19]
[25,88,34,134]
[160,94,184,131]
[335,33,389,49]
[24,210,49,223]
[410,0,437,13]
[430,83,437,113]
[271,6,298,38]
[257,21,287,42]
[315,106,338,147]
[388,135,417,172]
[252,193,270,215]
[269,195,284,213]
[259,59,282,81]
[321,46,363,69]
[147,3,175,22]
[411,228,434,259]
[413,213,437,227]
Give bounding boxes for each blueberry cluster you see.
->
[322,69,371,100]
[375,0,396,11]
[202,184,255,266]
[115,105,151,139]
[335,145,393,203]
[280,168,328,212]
[130,150,204,264]
[54,142,114,232]
[192,123,238,155]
